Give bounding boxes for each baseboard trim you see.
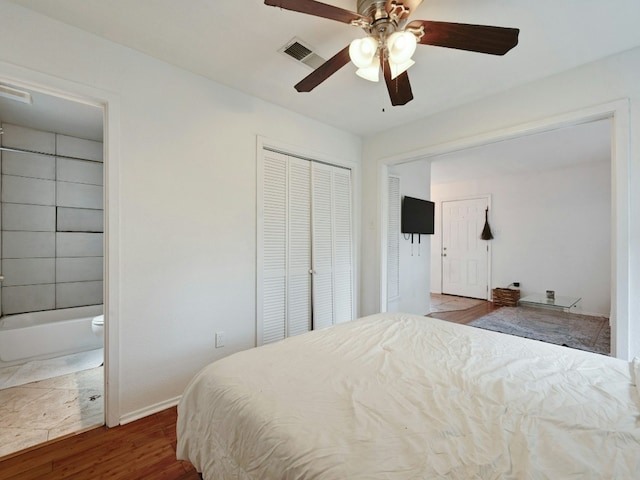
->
[119,395,182,425]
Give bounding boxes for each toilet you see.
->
[91,314,104,341]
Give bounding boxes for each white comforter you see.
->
[177,313,640,479]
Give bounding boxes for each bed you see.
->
[176,313,640,479]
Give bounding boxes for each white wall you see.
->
[387,160,431,315]
[0,3,362,420]
[361,46,640,359]
[431,160,611,316]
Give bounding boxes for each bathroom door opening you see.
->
[0,80,106,457]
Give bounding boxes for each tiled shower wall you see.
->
[0,123,103,316]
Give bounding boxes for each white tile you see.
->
[1,151,55,179]
[57,158,103,185]
[56,181,103,209]
[56,233,103,257]
[3,232,55,258]
[0,428,49,458]
[2,284,55,314]
[56,257,103,283]
[2,204,56,232]
[56,281,103,309]
[0,123,55,154]
[56,134,103,162]
[57,207,103,232]
[2,175,56,206]
[2,258,55,286]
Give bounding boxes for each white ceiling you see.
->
[0,85,103,141]
[431,119,611,184]
[6,0,640,137]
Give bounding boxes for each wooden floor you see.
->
[428,299,500,324]
[0,407,200,480]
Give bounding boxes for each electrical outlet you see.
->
[513,282,520,287]
[215,331,225,348]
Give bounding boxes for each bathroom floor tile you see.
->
[0,348,103,390]
[0,366,103,458]
[0,427,49,458]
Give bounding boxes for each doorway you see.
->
[379,100,628,358]
[0,81,106,457]
[430,120,611,317]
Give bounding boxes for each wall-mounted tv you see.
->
[401,196,435,234]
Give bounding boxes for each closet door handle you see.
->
[308,269,316,275]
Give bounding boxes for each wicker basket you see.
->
[492,288,520,307]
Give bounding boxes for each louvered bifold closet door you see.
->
[287,157,312,337]
[387,175,400,301]
[311,163,335,330]
[332,167,353,323]
[261,151,288,344]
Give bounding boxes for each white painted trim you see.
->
[377,99,630,359]
[119,396,181,425]
[0,60,123,425]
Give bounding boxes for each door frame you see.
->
[0,60,122,427]
[378,99,630,359]
[438,194,492,299]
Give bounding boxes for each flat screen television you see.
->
[401,196,435,234]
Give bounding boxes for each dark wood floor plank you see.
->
[428,300,500,324]
[0,407,199,480]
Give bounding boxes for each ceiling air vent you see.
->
[279,38,326,70]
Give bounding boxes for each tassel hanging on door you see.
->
[480,207,494,240]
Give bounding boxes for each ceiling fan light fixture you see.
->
[387,31,417,65]
[349,36,379,69]
[356,56,380,82]
[389,58,415,80]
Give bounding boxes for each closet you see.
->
[258,149,353,345]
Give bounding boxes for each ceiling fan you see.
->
[265,0,519,106]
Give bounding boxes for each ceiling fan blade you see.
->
[295,46,351,93]
[386,0,424,20]
[265,0,368,25]
[383,59,414,106]
[408,20,519,55]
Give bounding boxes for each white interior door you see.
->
[311,163,335,330]
[331,167,353,324]
[287,157,312,337]
[441,198,489,299]
[260,151,288,344]
[311,162,354,329]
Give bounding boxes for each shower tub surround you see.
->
[0,122,104,316]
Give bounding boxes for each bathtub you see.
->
[0,305,103,366]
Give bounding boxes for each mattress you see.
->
[177,313,640,479]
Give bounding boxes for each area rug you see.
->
[468,307,610,355]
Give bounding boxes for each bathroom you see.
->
[0,83,104,457]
